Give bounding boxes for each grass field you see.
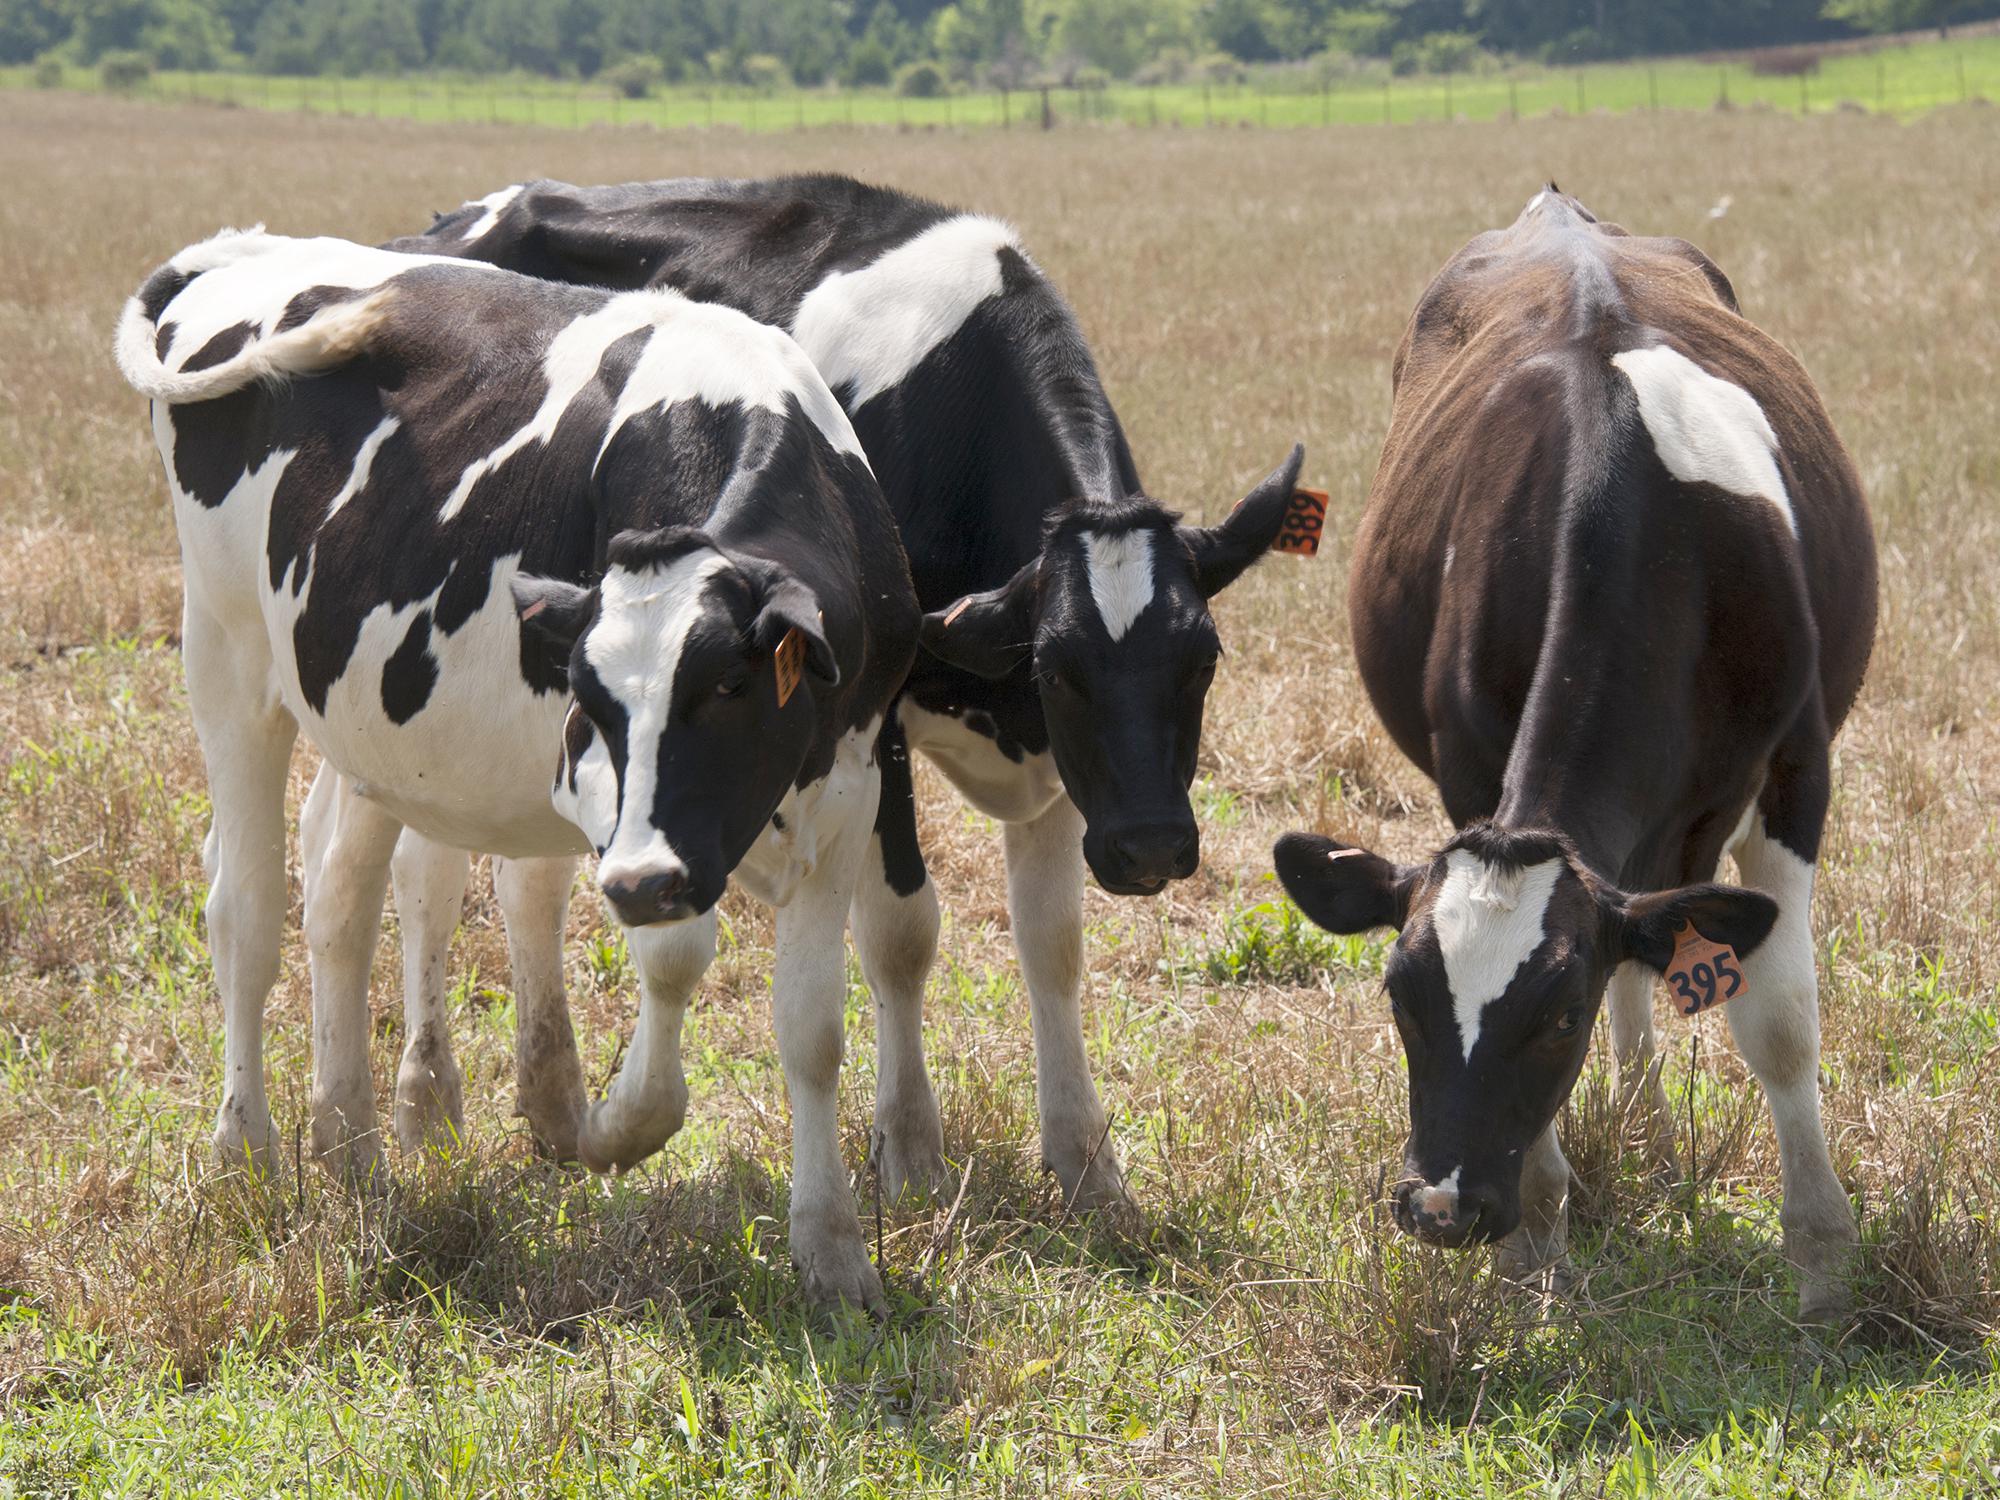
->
[6,28,2000,134]
[3,90,1999,1495]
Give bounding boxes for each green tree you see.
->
[1822,0,1985,32]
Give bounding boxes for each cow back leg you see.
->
[579,910,711,1173]
[300,766,400,1182]
[1728,742,1858,1322]
[494,853,585,1160]
[183,604,297,1176]
[387,829,470,1156]
[1495,1121,1573,1292]
[850,716,946,1202]
[1606,960,1681,1181]
[1006,797,1125,1210]
[775,764,884,1314]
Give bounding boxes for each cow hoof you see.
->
[577,1095,684,1175]
[871,1119,950,1205]
[1047,1146,1129,1214]
[793,1216,887,1319]
[395,1050,467,1157]
[213,1098,280,1179]
[516,1061,587,1164]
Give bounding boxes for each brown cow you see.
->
[1275,188,1875,1321]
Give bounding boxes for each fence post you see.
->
[1718,67,1728,109]
[1508,76,1518,118]
[1202,82,1211,126]
[1000,87,1009,127]
[1574,70,1584,114]
[1876,57,1886,110]
[1382,77,1390,125]
[1648,66,1657,111]
[1799,71,1808,115]
[1958,51,1967,103]
[1040,84,1053,129]
[1444,72,1453,120]
[1321,77,1329,124]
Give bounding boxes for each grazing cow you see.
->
[1273,189,1875,1320]
[116,230,918,1311]
[345,175,1308,1207]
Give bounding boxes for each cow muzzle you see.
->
[1090,820,1200,895]
[1391,1170,1504,1250]
[600,865,695,927]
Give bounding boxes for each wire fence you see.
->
[3,41,1993,134]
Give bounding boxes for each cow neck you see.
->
[1488,502,1661,883]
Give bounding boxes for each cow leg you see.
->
[775,765,884,1315]
[387,830,470,1156]
[300,766,400,1183]
[1727,754,1858,1323]
[578,910,711,1173]
[1606,960,1681,1180]
[183,605,297,1176]
[1495,1121,1572,1291]
[1006,797,1125,1210]
[851,716,946,1202]
[493,854,586,1161]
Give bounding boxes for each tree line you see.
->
[6,0,1995,86]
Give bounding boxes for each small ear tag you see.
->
[1273,487,1328,557]
[1666,921,1746,1016]
[774,627,805,708]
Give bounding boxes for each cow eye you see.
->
[1038,665,1075,697]
[1552,1007,1585,1037]
[714,673,748,700]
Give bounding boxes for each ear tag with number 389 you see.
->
[1666,921,1747,1016]
[1273,487,1328,557]
[774,627,805,708]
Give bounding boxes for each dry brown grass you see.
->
[2,90,1998,1491]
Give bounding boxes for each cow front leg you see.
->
[494,854,586,1161]
[183,605,297,1178]
[300,766,401,1183]
[1495,1122,1572,1292]
[775,769,884,1315]
[577,910,710,1173]
[851,717,946,1202]
[1006,797,1125,1210]
[387,829,470,1156]
[1605,960,1681,1181]
[1730,770,1858,1324]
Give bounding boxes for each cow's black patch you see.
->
[155,320,177,360]
[182,320,256,374]
[137,265,191,324]
[381,608,438,724]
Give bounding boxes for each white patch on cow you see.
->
[900,702,1065,825]
[1431,850,1564,1062]
[600,295,865,466]
[790,214,1020,409]
[1442,542,1455,579]
[459,184,524,242]
[736,717,881,909]
[1411,1166,1462,1221]
[585,551,734,889]
[1611,344,1796,535]
[323,416,400,523]
[1081,530,1155,642]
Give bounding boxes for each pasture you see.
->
[2,90,1998,1495]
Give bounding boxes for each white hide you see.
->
[1081,530,1156,642]
[1430,851,1565,1062]
[790,214,1020,408]
[1611,344,1796,535]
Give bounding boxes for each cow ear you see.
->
[511,575,596,649]
[1178,443,1306,599]
[752,572,839,686]
[1614,882,1780,973]
[1273,831,1420,934]
[921,557,1037,680]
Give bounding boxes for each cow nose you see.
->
[1393,1173,1491,1250]
[1105,823,1200,888]
[601,868,691,926]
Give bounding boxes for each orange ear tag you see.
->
[1666,921,1747,1016]
[774,627,805,708]
[941,597,973,628]
[1273,487,1328,557]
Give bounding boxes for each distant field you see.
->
[3,91,1999,1496]
[5,30,1999,133]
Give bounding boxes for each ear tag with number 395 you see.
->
[1667,921,1747,1016]
[774,627,805,708]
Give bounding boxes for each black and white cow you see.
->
[1273,189,1876,1320]
[338,175,1307,1208]
[117,230,919,1311]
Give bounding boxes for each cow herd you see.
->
[115,176,1875,1325]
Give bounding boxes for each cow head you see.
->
[920,445,1305,895]
[513,527,838,927]
[1273,823,1778,1247]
